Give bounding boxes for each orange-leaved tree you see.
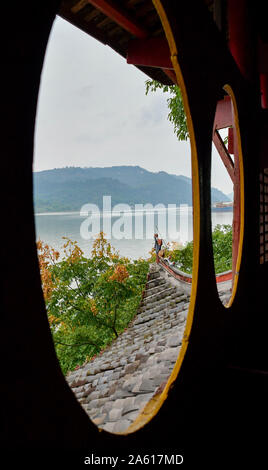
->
[37,233,149,374]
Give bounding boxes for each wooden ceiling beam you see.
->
[60,1,175,85]
[87,0,148,38]
[87,0,176,83]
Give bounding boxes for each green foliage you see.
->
[168,240,194,274]
[211,224,233,273]
[38,234,149,375]
[38,225,232,375]
[166,224,232,274]
[145,80,189,141]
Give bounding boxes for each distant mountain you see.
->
[33,166,231,213]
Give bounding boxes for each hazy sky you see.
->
[34,15,233,195]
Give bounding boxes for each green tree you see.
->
[145,80,189,141]
[155,224,232,275]
[168,240,194,274]
[37,233,149,374]
[211,224,233,273]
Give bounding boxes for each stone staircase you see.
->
[66,263,190,433]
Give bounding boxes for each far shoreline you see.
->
[34,205,231,216]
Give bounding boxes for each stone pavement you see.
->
[66,263,231,433]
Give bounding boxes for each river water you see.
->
[35,207,233,260]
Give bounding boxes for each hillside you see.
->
[33,166,231,212]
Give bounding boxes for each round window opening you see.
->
[211,85,244,307]
[35,13,199,435]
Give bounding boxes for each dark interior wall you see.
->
[0,0,94,449]
[156,2,267,465]
[0,0,266,465]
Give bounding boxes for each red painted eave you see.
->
[127,37,173,69]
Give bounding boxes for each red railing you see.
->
[158,258,232,284]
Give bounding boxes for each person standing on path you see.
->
[154,233,163,263]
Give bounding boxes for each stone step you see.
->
[138,299,187,317]
[146,276,166,287]
[138,291,188,313]
[134,309,171,325]
[135,309,184,327]
[143,281,172,298]
[147,271,161,280]
[140,286,179,305]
